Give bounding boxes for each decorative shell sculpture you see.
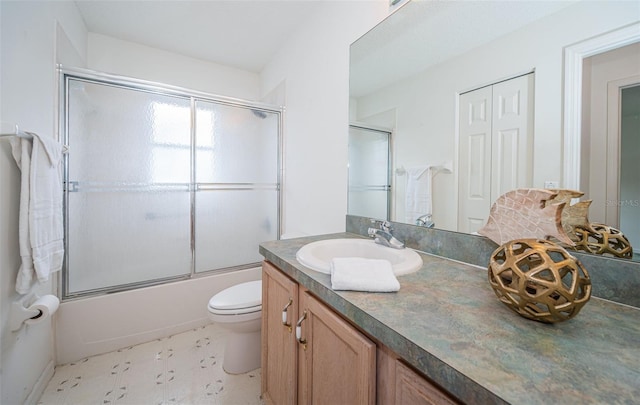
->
[478,189,575,246]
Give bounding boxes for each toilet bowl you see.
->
[207,280,262,374]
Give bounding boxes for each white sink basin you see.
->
[295,238,423,275]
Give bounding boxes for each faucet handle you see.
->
[369,219,392,232]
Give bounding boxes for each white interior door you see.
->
[458,86,492,233]
[458,74,534,233]
[606,75,640,228]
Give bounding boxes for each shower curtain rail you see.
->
[0,121,69,153]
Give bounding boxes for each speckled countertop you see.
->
[259,233,640,405]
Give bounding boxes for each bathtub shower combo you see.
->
[59,68,280,371]
[60,68,280,298]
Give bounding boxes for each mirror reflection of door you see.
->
[347,125,391,221]
[457,73,534,233]
[584,42,640,259]
[616,83,640,251]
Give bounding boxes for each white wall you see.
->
[353,1,639,232]
[88,33,261,101]
[0,2,87,403]
[261,0,389,237]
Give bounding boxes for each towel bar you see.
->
[0,121,69,153]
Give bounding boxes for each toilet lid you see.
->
[208,280,262,311]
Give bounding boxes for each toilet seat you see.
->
[208,280,262,316]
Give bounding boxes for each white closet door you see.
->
[491,74,534,200]
[457,74,534,233]
[458,86,492,233]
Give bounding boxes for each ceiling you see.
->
[74,0,325,72]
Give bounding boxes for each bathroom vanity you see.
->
[259,232,640,404]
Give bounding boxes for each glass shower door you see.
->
[194,101,280,272]
[65,79,192,295]
[348,125,391,220]
[62,70,281,298]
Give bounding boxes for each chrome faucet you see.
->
[416,214,435,228]
[368,220,405,249]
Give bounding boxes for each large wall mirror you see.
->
[349,0,640,261]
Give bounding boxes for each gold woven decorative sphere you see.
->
[488,239,592,323]
[571,223,633,259]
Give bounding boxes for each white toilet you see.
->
[207,280,262,374]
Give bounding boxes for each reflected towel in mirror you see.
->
[404,161,452,224]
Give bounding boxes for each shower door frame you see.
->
[58,66,283,300]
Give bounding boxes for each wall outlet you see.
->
[544,181,559,189]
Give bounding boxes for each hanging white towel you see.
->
[404,165,433,224]
[404,161,453,224]
[330,257,400,292]
[10,132,64,294]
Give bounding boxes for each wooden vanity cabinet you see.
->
[262,260,456,405]
[261,261,375,405]
[261,260,298,404]
[298,288,376,404]
[394,360,458,405]
[377,346,458,405]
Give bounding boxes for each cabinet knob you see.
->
[282,298,293,332]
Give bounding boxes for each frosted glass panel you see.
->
[348,190,389,220]
[348,126,390,219]
[67,79,191,184]
[195,102,279,183]
[67,191,191,293]
[63,73,280,297]
[195,190,278,271]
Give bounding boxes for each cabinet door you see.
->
[297,291,376,405]
[262,261,299,405]
[395,361,458,405]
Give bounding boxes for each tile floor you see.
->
[38,324,263,405]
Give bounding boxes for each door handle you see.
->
[282,298,293,332]
[295,310,308,349]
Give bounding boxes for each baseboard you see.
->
[24,359,55,405]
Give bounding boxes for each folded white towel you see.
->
[10,132,64,294]
[330,257,400,292]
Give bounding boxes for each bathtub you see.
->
[55,267,261,364]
